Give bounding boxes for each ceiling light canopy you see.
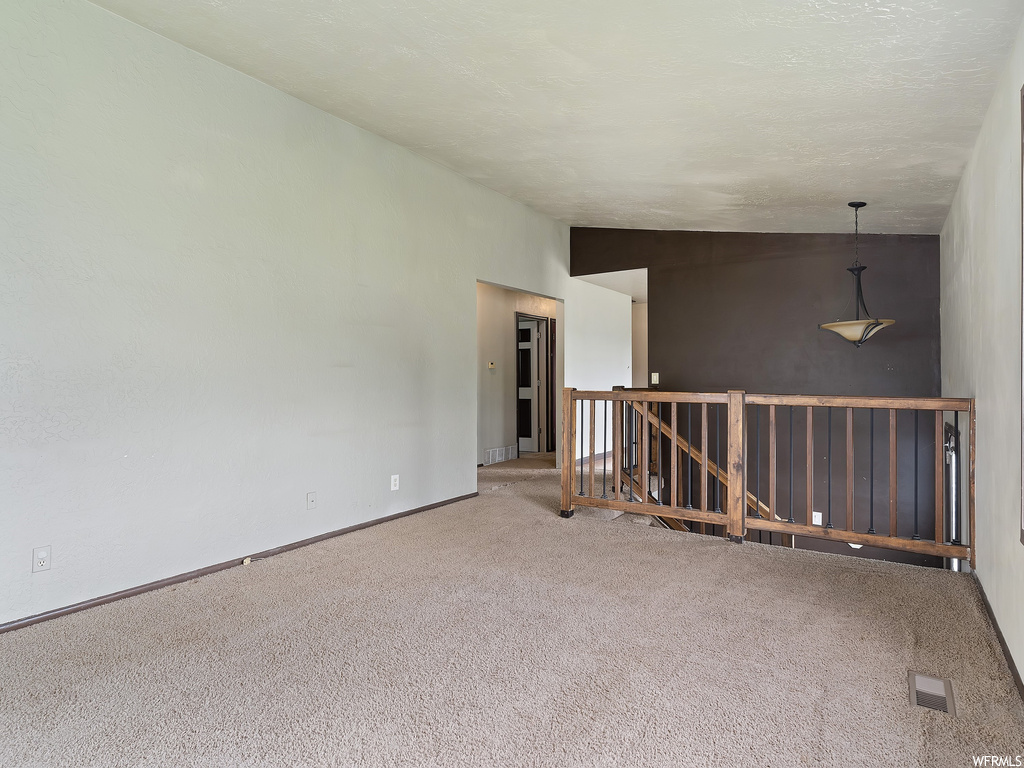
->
[819,202,894,348]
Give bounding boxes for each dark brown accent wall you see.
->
[571,228,942,566]
[571,229,939,397]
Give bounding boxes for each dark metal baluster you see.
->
[868,409,876,534]
[621,402,626,497]
[952,410,961,544]
[619,400,625,500]
[913,410,921,540]
[788,406,795,523]
[657,404,663,505]
[634,405,639,498]
[687,403,693,509]
[578,400,584,496]
[846,408,854,533]
[624,402,630,497]
[826,406,833,529]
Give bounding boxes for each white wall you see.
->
[476,283,557,463]
[632,303,648,389]
[941,18,1024,671]
[0,0,630,624]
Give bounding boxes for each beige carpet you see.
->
[2,461,1022,767]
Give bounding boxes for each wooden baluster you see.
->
[934,410,943,544]
[846,407,854,532]
[624,404,632,501]
[612,399,622,501]
[601,400,609,499]
[754,404,760,518]
[889,408,898,537]
[588,399,596,498]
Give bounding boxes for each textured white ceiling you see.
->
[89,0,1024,233]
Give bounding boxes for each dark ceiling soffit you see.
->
[569,228,939,277]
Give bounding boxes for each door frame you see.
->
[515,312,555,453]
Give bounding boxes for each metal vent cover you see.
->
[908,672,956,716]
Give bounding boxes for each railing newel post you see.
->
[559,387,576,518]
[727,390,746,542]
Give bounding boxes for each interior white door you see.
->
[516,319,540,456]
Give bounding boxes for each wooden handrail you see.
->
[575,390,972,412]
[573,390,730,404]
[745,393,972,411]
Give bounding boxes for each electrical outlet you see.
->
[812,511,823,526]
[390,474,400,491]
[307,492,316,510]
[32,546,50,573]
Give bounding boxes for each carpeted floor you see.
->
[2,459,1022,767]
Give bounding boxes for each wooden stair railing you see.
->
[629,399,772,519]
[561,388,976,568]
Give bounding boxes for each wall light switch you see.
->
[307,492,317,510]
[651,372,660,385]
[812,511,823,526]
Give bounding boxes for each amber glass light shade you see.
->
[819,318,895,346]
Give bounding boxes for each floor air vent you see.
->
[908,672,956,716]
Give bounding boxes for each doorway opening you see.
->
[476,282,561,467]
[515,313,556,454]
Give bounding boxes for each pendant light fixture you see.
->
[818,202,894,347]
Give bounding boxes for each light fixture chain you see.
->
[819,201,893,346]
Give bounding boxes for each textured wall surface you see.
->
[941,18,1024,673]
[0,0,629,624]
[85,0,1024,233]
[631,303,648,389]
